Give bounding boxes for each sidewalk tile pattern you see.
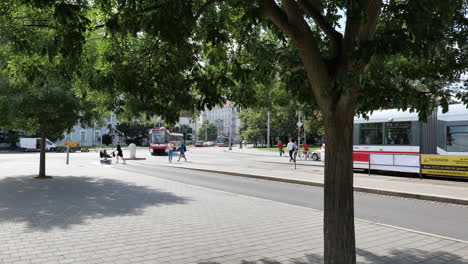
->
[0,153,467,264]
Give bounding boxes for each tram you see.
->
[148,128,184,155]
[216,136,229,147]
[352,104,468,171]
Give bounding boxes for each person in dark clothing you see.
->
[178,142,187,162]
[116,142,126,164]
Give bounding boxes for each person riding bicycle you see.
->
[301,142,309,159]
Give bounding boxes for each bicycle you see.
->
[298,150,310,160]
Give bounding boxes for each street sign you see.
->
[296,121,302,128]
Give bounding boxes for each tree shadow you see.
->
[198,247,468,264]
[0,175,190,231]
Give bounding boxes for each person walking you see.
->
[293,140,299,162]
[287,139,294,162]
[168,142,174,163]
[277,140,284,157]
[178,142,187,162]
[116,142,126,164]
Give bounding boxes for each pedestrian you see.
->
[277,140,284,157]
[168,142,174,163]
[178,141,187,162]
[287,139,294,162]
[116,142,126,164]
[302,141,308,158]
[293,140,299,161]
[302,142,308,151]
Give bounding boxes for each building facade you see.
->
[198,102,241,142]
[55,113,122,147]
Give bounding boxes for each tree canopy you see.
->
[198,120,218,141]
[0,1,106,177]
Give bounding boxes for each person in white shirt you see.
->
[168,142,175,163]
[287,139,294,162]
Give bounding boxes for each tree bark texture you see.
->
[323,102,356,264]
[38,132,46,178]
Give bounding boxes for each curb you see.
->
[171,166,468,206]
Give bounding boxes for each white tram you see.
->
[352,104,468,173]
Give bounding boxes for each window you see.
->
[447,125,468,152]
[384,122,411,145]
[94,131,100,142]
[359,123,383,144]
[80,131,86,142]
[152,130,167,144]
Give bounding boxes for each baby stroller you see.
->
[99,150,113,165]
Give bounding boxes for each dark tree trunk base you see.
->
[34,175,53,179]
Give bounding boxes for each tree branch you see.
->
[257,0,332,109]
[282,0,311,34]
[343,0,382,52]
[256,0,300,38]
[297,0,343,58]
[193,0,222,22]
[358,0,382,42]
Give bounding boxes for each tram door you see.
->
[420,107,438,154]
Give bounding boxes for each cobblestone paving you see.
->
[0,153,467,264]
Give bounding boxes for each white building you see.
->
[174,112,197,141]
[198,102,241,142]
[55,113,122,147]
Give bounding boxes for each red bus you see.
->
[216,136,229,147]
[148,128,184,155]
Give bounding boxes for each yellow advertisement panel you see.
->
[421,155,468,177]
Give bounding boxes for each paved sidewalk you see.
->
[144,147,468,206]
[0,153,468,264]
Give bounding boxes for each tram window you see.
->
[152,130,167,144]
[384,122,411,145]
[447,126,468,152]
[359,123,383,144]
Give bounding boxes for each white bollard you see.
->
[129,143,137,159]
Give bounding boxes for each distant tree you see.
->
[115,123,152,146]
[239,109,267,145]
[0,130,20,148]
[198,120,217,141]
[101,134,113,146]
[178,124,193,141]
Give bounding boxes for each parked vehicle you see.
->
[148,128,184,155]
[18,138,56,152]
[195,140,204,147]
[203,141,215,147]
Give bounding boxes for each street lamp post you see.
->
[297,111,302,146]
[267,111,270,148]
[194,118,197,141]
[203,112,208,141]
[229,106,235,151]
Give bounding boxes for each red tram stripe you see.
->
[352,150,420,162]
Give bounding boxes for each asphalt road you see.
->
[119,161,468,242]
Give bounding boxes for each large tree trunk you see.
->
[38,132,47,178]
[323,101,356,264]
